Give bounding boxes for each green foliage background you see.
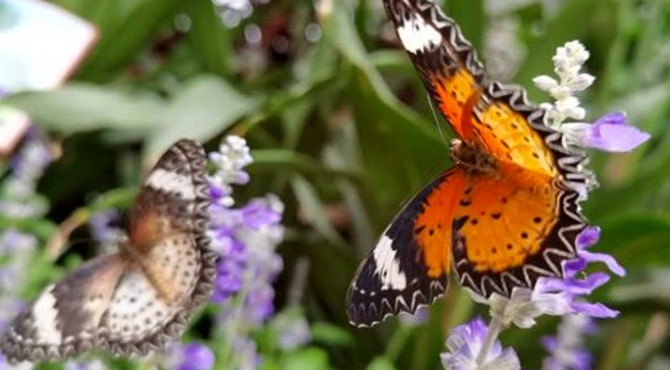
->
[3,0,670,369]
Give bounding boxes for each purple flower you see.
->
[399,306,430,326]
[542,314,596,370]
[533,226,624,319]
[205,136,285,369]
[273,313,311,351]
[64,359,107,370]
[467,226,625,329]
[440,317,520,370]
[175,342,216,370]
[88,209,122,247]
[0,229,36,333]
[562,112,651,152]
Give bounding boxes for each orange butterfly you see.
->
[346,0,593,327]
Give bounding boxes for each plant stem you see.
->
[386,324,412,362]
[475,315,503,368]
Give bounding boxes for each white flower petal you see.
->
[567,73,595,91]
[533,75,559,91]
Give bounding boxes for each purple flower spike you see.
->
[204,136,286,369]
[542,314,596,370]
[472,225,625,329]
[176,342,216,370]
[533,226,623,318]
[576,226,601,248]
[441,317,520,370]
[564,112,651,152]
[576,227,626,277]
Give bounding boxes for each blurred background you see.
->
[1,0,669,369]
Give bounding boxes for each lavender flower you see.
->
[206,136,284,369]
[174,342,216,370]
[0,352,32,370]
[271,312,311,351]
[5,128,52,199]
[561,112,651,152]
[468,227,624,329]
[63,358,107,370]
[542,314,596,370]
[88,209,123,251]
[0,127,51,218]
[0,230,36,332]
[534,40,650,153]
[440,317,520,370]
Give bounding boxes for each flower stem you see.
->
[475,315,503,368]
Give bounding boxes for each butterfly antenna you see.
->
[426,95,449,148]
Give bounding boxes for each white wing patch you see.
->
[372,236,407,290]
[104,269,177,341]
[396,12,442,54]
[31,285,61,345]
[145,169,195,199]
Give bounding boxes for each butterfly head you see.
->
[449,139,497,174]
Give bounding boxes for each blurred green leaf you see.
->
[281,347,331,370]
[311,321,355,347]
[5,84,163,134]
[146,75,260,154]
[366,357,397,370]
[291,176,348,248]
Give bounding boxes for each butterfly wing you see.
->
[1,254,127,361]
[347,168,467,327]
[451,171,586,298]
[383,0,591,185]
[1,139,216,363]
[383,0,592,299]
[383,0,485,140]
[102,139,216,355]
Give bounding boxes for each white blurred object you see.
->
[0,0,97,92]
[0,105,29,156]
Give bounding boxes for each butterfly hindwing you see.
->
[347,168,466,327]
[1,139,217,363]
[1,254,127,361]
[451,172,587,297]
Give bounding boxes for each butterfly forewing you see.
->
[383,0,485,140]
[384,0,591,185]
[1,139,217,363]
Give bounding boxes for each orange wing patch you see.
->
[472,100,559,177]
[452,172,559,274]
[431,68,481,140]
[413,167,467,277]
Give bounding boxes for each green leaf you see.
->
[184,0,233,76]
[78,0,183,77]
[311,322,355,347]
[599,214,670,268]
[281,348,331,370]
[5,84,163,134]
[251,149,361,181]
[366,357,397,370]
[290,176,347,248]
[146,75,260,154]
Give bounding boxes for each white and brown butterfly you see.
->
[1,139,218,363]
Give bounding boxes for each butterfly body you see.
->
[346,0,593,327]
[1,139,217,363]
